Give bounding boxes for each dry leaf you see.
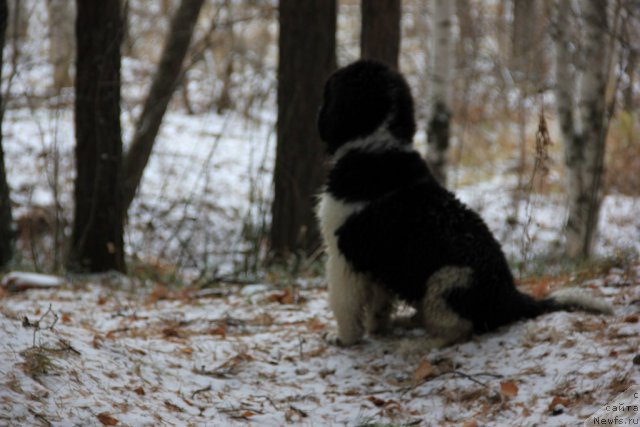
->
[61,313,72,323]
[307,318,326,332]
[207,326,226,337]
[462,420,479,427]
[367,396,386,407]
[241,411,255,418]
[548,396,570,411]
[147,285,170,304]
[532,279,550,299]
[133,386,145,396]
[164,400,183,412]
[500,381,519,398]
[97,412,119,426]
[181,347,194,355]
[413,359,436,383]
[623,315,639,323]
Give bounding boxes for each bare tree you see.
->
[427,0,455,186]
[0,0,14,268]
[360,0,401,69]
[270,0,336,260]
[554,0,612,259]
[122,0,205,211]
[47,0,75,90]
[67,0,125,272]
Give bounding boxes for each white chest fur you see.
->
[317,193,365,253]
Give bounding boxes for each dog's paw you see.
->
[323,332,345,346]
[323,331,361,347]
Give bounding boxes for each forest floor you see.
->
[0,261,639,427]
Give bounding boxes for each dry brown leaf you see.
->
[147,285,170,304]
[181,347,194,355]
[413,359,436,383]
[307,318,326,332]
[623,315,639,323]
[164,400,183,412]
[548,396,570,411]
[367,396,386,407]
[462,420,479,427]
[500,381,519,398]
[133,386,145,396]
[241,411,255,418]
[61,313,72,323]
[97,412,119,426]
[207,326,226,337]
[532,279,550,299]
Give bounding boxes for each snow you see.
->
[1,264,639,426]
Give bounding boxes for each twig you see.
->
[190,385,212,399]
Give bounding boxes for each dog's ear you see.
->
[317,60,416,153]
[317,61,392,153]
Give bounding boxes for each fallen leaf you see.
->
[207,325,226,337]
[367,396,387,407]
[133,386,145,396]
[147,285,170,304]
[241,411,255,418]
[623,315,639,323]
[413,359,436,383]
[462,420,478,427]
[548,396,570,411]
[61,313,72,323]
[164,400,183,412]
[307,318,326,332]
[500,381,519,398]
[181,347,194,355]
[97,412,119,426]
[532,279,550,299]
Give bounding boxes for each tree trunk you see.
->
[511,0,544,84]
[122,0,205,211]
[47,0,75,90]
[270,0,336,260]
[555,0,610,259]
[0,0,14,268]
[360,0,401,69]
[427,0,454,186]
[68,0,125,273]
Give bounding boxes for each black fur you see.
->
[317,60,416,154]
[318,60,596,336]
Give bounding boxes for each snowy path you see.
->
[1,264,638,426]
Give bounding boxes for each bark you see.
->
[47,0,75,90]
[122,0,205,211]
[511,0,544,84]
[68,0,125,272]
[0,0,14,268]
[427,0,454,186]
[554,0,610,259]
[360,0,401,69]
[270,0,336,259]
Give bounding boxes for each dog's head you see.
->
[317,59,416,154]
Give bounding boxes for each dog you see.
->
[316,59,612,347]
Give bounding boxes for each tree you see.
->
[270,0,336,260]
[122,0,205,211]
[554,0,611,259]
[0,0,14,268]
[427,0,454,186]
[67,0,125,272]
[360,0,401,69]
[47,0,75,90]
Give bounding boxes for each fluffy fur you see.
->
[316,59,612,347]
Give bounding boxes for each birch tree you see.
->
[47,0,75,90]
[427,0,454,186]
[554,0,611,259]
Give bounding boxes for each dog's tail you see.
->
[535,287,613,315]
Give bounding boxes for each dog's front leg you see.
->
[325,255,367,346]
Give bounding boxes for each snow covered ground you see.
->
[0,264,639,426]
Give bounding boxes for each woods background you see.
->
[0,0,638,282]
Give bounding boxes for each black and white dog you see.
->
[316,59,611,347]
